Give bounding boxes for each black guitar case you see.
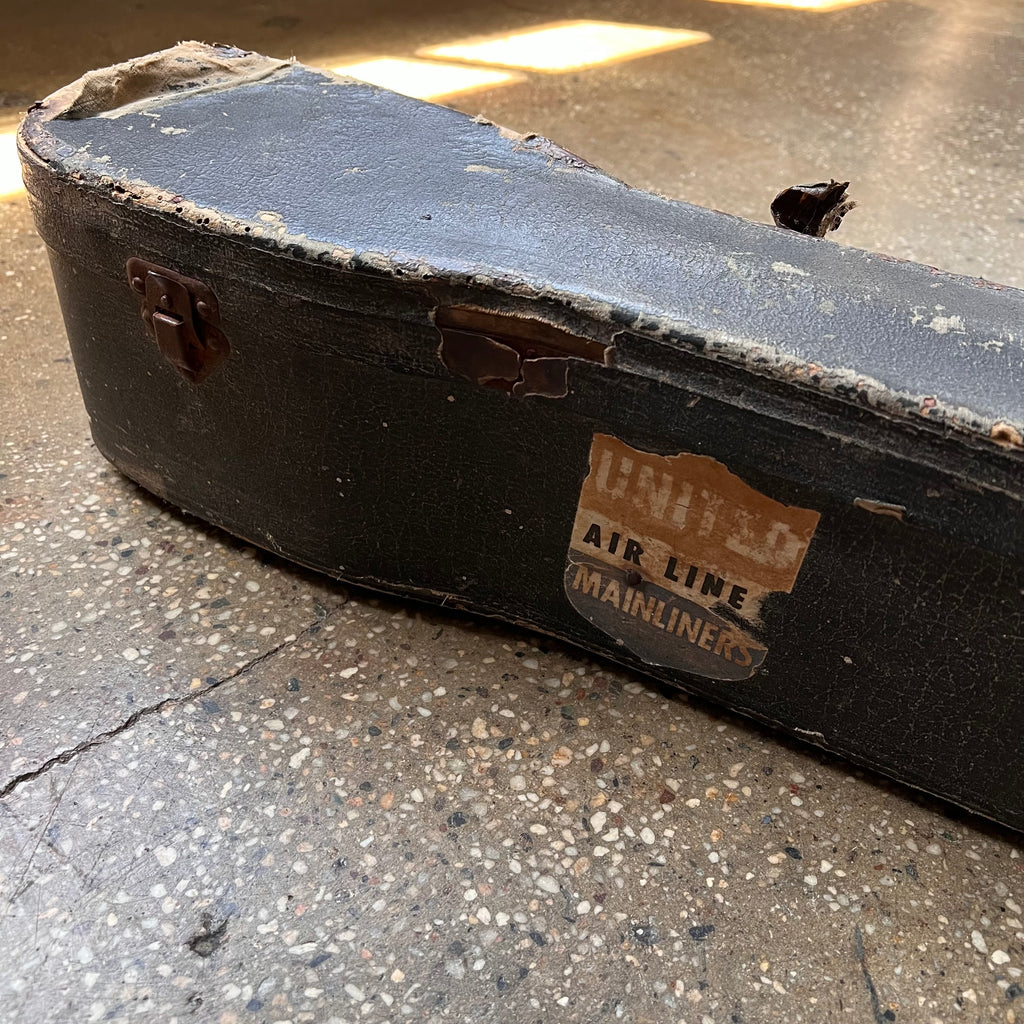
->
[18,42,1024,829]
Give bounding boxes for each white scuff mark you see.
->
[159,126,187,135]
[724,256,756,295]
[926,314,966,335]
[356,250,394,271]
[465,164,512,176]
[977,339,1005,352]
[771,261,809,277]
[852,497,906,520]
[793,727,825,741]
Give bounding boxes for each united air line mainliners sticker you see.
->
[564,435,820,681]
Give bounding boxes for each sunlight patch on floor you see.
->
[331,57,521,101]
[700,0,880,11]
[0,132,24,200]
[419,21,711,74]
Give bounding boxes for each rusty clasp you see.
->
[126,258,229,383]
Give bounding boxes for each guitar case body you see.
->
[19,43,1024,829]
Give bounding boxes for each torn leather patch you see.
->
[771,180,855,238]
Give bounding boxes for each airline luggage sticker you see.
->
[565,435,820,681]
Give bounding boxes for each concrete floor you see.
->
[2,1,1024,1022]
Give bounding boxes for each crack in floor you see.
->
[0,609,330,801]
[854,924,893,1024]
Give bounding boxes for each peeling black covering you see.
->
[771,179,856,238]
[18,43,1024,831]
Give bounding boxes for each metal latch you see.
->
[126,258,229,383]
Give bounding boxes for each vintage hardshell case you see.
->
[18,44,1024,829]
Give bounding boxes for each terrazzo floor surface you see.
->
[3,1,1024,1022]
